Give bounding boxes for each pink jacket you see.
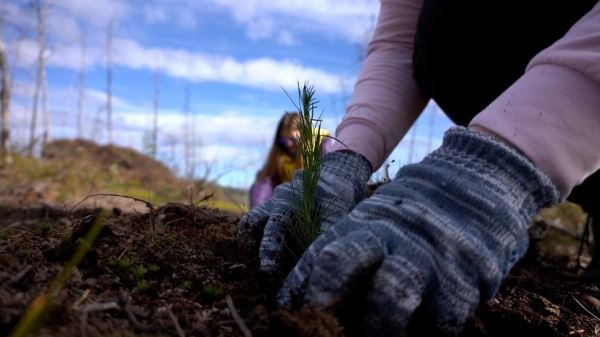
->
[332,0,600,198]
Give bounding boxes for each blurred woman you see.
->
[249,112,332,209]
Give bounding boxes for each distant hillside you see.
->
[0,139,248,213]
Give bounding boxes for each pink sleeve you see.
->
[470,2,600,198]
[332,0,428,171]
[249,178,273,209]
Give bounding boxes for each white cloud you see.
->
[211,0,379,43]
[138,0,379,44]
[277,30,296,46]
[246,17,274,41]
[173,8,199,29]
[111,38,345,92]
[46,11,81,43]
[53,0,129,27]
[1,2,36,31]
[14,36,347,93]
[143,7,168,24]
[118,109,279,147]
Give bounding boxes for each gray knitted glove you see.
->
[278,127,559,336]
[238,151,372,275]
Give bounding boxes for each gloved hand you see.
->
[239,151,372,275]
[278,127,559,336]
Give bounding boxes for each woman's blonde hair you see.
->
[256,112,302,187]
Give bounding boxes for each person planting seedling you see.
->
[239,0,600,335]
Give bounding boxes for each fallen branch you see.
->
[226,295,252,337]
[120,290,143,330]
[166,305,186,337]
[12,266,32,284]
[70,289,91,310]
[76,301,120,313]
[68,193,155,230]
[194,192,214,206]
[573,296,600,322]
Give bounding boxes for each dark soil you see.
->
[1,203,599,337]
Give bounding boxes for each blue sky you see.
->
[2,0,453,189]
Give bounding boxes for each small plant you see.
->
[38,221,52,236]
[133,266,147,280]
[10,211,108,337]
[118,258,133,269]
[0,228,11,240]
[136,280,150,292]
[202,283,224,299]
[18,248,33,259]
[181,280,192,292]
[107,257,118,267]
[148,264,160,273]
[283,82,327,259]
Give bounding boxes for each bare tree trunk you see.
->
[190,98,196,180]
[183,86,191,178]
[151,67,160,157]
[426,105,436,153]
[41,66,49,146]
[105,21,113,144]
[407,123,417,164]
[0,18,11,163]
[183,87,196,180]
[77,33,86,138]
[29,0,47,155]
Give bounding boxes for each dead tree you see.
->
[151,65,160,157]
[29,0,47,155]
[77,33,86,138]
[0,16,11,162]
[407,123,417,164]
[105,21,113,144]
[183,86,196,180]
[41,63,49,146]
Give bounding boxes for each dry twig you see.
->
[194,192,214,205]
[166,305,186,337]
[68,193,155,230]
[12,266,32,284]
[70,289,91,310]
[120,290,144,330]
[76,301,120,313]
[573,296,600,322]
[226,295,252,337]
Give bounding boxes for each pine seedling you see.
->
[10,211,108,337]
[283,82,326,259]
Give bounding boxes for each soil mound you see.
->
[42,138,177,186]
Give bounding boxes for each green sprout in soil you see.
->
[148,263,160,273]
[0,228,11,240]
[133,266,148,281]
[107,257,118,267]
[118,258,133,269]
[18,249,32,259]
[283,82,327,260]
[181,280,192,292]
[38,221,52,236]
[10,211,108,337]
[136,280,150,292]
[202,283,224,299]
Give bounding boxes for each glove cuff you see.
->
[429,126,560,216]
[321,150,373,187]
